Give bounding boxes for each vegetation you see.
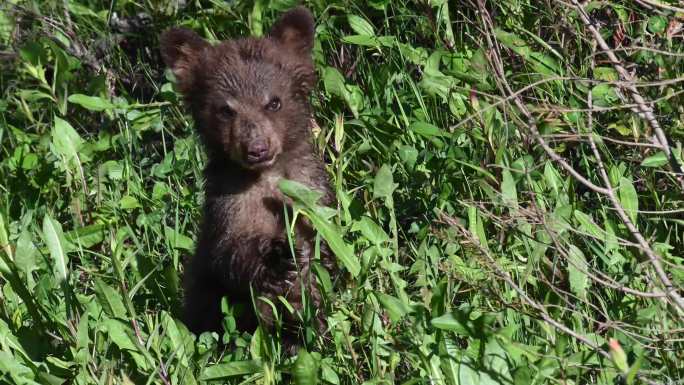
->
[1,0,683,384]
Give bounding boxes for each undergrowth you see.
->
[1,0,683,384]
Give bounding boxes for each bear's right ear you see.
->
[269,6,315,56]
[160,28,210,93]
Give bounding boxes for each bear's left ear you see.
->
[269,6,315,56]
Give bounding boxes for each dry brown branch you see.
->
[531,88,684,114]
[457,198,644,251]
[541,133,663,148]
[476,3,610,195]
[636,0,684,13]
[451,77,684,134]
[583,8,684,316]
[478,0,684,315]
[441,211,664,385]
[592,45,684,58]
[459,196,668,299]
[569,0,684,192]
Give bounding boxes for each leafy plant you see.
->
[1,0,683,384]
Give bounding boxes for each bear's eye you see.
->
[218,105,235,119]
[265,97,281,112]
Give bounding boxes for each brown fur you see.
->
[160,7,333,342]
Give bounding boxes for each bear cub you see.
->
[160,7,333,342]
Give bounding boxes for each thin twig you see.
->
[637,0,684,13]
[481,0,684,316]
[542,133,663,148]
[569,0,684,192]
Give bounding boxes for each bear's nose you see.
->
[246,139,270,163]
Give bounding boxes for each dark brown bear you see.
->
[160,7,333,342]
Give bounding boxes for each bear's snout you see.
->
[246,138,271,164]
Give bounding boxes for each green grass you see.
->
[1,0,684,384]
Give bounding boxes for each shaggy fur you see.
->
[160,7,333,341]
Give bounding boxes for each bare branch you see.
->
[568,0,684,192]
[637,0,684,13]
[585,36,684,315]
[478,0,684,315]
[442,211,664,385]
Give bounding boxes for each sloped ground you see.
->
[0,1,683,384]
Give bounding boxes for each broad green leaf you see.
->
[103,318,136,351]
[161,312,193,366]
[152,182,170,200]
[573,211,603,238]
[626,350,644,385]
[544,162,561,196]
[67,3,101,18]
[608,122,632,136]
[279,179,324,208]
[641,152,668,167]
[448,92,467,117]
[501,169,518,211]
[373,164,396,200]
[609,338,629,373]
[397,42,428,65]
[619,177,638,223]
[42,214,68,283]
[305,211,359,277]
[528,51,561,76]
[430,312,469,335]
[322,67,363,117]
[94,278,127,319]
[248,0,263,36]
[164,226,194,251]
[420,73,458,101]
[103,318,148,370]
[65,223,105,248]
[604,219,619,254]
[342,35,393,47]
[293,349,319,385]
[119,195,140,210]
[323,67,348,100]
[440,337,461,383]
[348,15,375,36]
[468,206,489,249]
[351,216,389,245]
[397,144,418,169]
[320,362,340,385]
[0,9,14,44]
[594,67,619,81]
[52,117,83,165]
[101,160,124,180]
[647,16,668,34]
[567,245,589,299]
[0,351,39,385]
[409,121,450,138]
[608,164,625,187]
[346,85,364,118]
[483,339,514,383]
[75,310,90,364]
[279,180,359,276]
[376,292,410,322]
[591,84,619,107]
[200,360,262,380]
[68,94,115,111]
[0,214,9,267]
[494,29,559,75]
[18,89,53,103]
[14,231,36,275]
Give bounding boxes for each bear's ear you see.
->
[269,6,315,56]
[160,28,210,93]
